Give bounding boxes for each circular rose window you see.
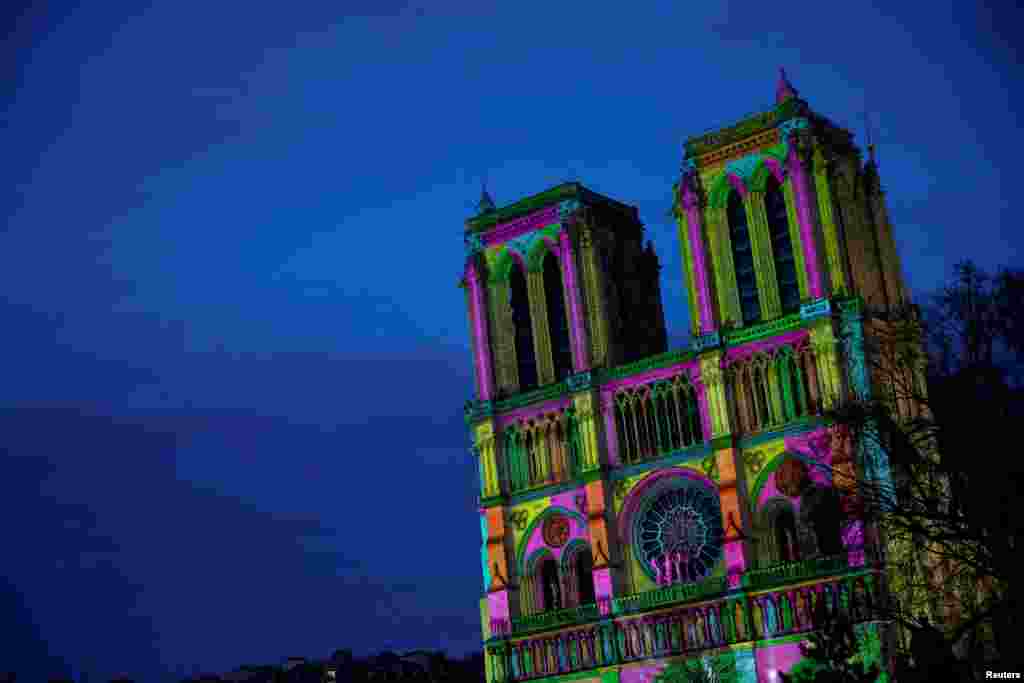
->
[542,514,571,548]
[633,479,723,582]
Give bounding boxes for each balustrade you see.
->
[613,373,703,466]
[504,408,584,493]
[487,570,877,682]
[742,553,848,589]
[727,342,822,436]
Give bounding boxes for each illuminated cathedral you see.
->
[459,70,904,683]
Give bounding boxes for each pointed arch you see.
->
[750,451,814,507]
[757,496,801,564]
[707,171,743,210]
[559,539,596,607]
[525,235,558,273]
[487,246,515,285]
[523,547,557,615]
[515,506,587,576]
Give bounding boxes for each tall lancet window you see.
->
[765,176,800,313]
[773,504,800,563]
[509,263,538,391]
[575,550,596,606]
[539,558,562,611]
[728,191,761,325]
[543,251,573,381]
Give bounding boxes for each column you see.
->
[559,230,591,372]
[716,440,752,588]
[809,319,842,411]
[787,139,825,299]
[706,206,743,328]
[485,504,517,633]
[584,477,619,616]
[578,224,610,368]
[475,420,502,499]
[680,180,717,334]
[572,389,601,473]
[601,391,622,467]
[488,279,519,394]
[699,352,730,439]
[812,144,848,295]
[839,301,896,509]
[464,258,496,400]
[526,270,556,385]
[744,190,783,320]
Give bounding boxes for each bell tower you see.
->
[462,71,902,683]
[676,68,908,344]
[461,182,667,403]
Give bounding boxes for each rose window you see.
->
[633,480,723,583]
[542,514,571,548]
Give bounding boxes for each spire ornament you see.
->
[477,178,496,214]
[776,67,799,104]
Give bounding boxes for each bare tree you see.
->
[818,261,1024,678]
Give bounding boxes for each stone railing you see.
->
[506,603,602,635]
[610,371,704,467]
[486,571,879,682]
[611,576,728,616]
[741,554,849,590]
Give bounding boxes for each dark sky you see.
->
[2,1,1021,680]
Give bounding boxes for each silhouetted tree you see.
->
[779,601,878,683]
[819,261,1024,677]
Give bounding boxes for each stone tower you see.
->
[461,71,902,683]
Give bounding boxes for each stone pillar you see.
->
[559,230,591,372]
[812,144,849,296]
[577,224,610,369]
[699,351,730,439]
[706,206,743,328]
[716,438,752,588]
[781,179,811,302]
[700,351,751,587]
[526,270,556,386]
[744,190,783,320]
[809,319,842,411]
[485,503,518,632]
[488,279,519,394]
[584,477,620,615]
[787,135,825,299]
[475,420,502,500]
[839,301,896,508]
[571,386,602,473]
[465,258,497,401]
[601,390,622,467]
[680,178,718,334]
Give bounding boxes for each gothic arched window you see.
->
[539,557,561,611]
[574,550,596,606]
[543,251,573,381]
[800,486,845,557]
[773,505,800,563]
[728,191,761,325]
[765,176,800,313]
[509,263,538,391]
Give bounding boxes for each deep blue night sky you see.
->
[2,1,1021,680]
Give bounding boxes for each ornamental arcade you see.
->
[459,70,906,683]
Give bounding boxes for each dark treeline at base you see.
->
[1,650,485,683]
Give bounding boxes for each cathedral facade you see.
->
[459,71,903,683]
